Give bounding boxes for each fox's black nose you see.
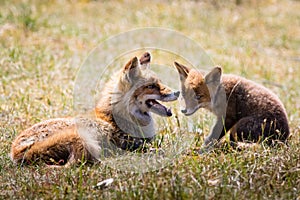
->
[181,109,187,114]
[174,91,180,97]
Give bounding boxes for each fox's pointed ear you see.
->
[124,56,141,82]
[205,66,222,85]
[139,52,151,70]
[174,62,190,79]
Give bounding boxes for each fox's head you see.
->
[110,52,179,137]
[174,62,222,116]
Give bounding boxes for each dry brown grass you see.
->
[0,0,299,199]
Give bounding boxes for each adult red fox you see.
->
[10,52,179,166]
[174,62,289,150]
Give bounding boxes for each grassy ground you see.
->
[1,0,300,199]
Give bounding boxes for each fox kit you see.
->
[10,52,179,166]
[174,62,289,149]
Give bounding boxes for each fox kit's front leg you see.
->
[201,67,227,150]
[202,117,226,150]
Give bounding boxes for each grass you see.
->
[1,0,300,199]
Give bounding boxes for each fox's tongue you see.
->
[147,99,172,117]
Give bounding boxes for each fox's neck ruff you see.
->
[93,90,155,153]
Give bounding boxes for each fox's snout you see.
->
[159,90,180,102]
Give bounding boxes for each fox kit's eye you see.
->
[195,94,203,100]
[181,91,186,98]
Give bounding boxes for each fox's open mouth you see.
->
[146,99,172,116]
[144,92,179,117]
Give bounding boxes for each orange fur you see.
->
[10,52,179,166]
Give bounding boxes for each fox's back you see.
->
[221,74,289,134]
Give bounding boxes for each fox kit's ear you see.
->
[174,62,190,79]
[124,56,141,82]
[205,67,222,85]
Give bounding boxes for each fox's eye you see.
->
[146,84,156,89]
